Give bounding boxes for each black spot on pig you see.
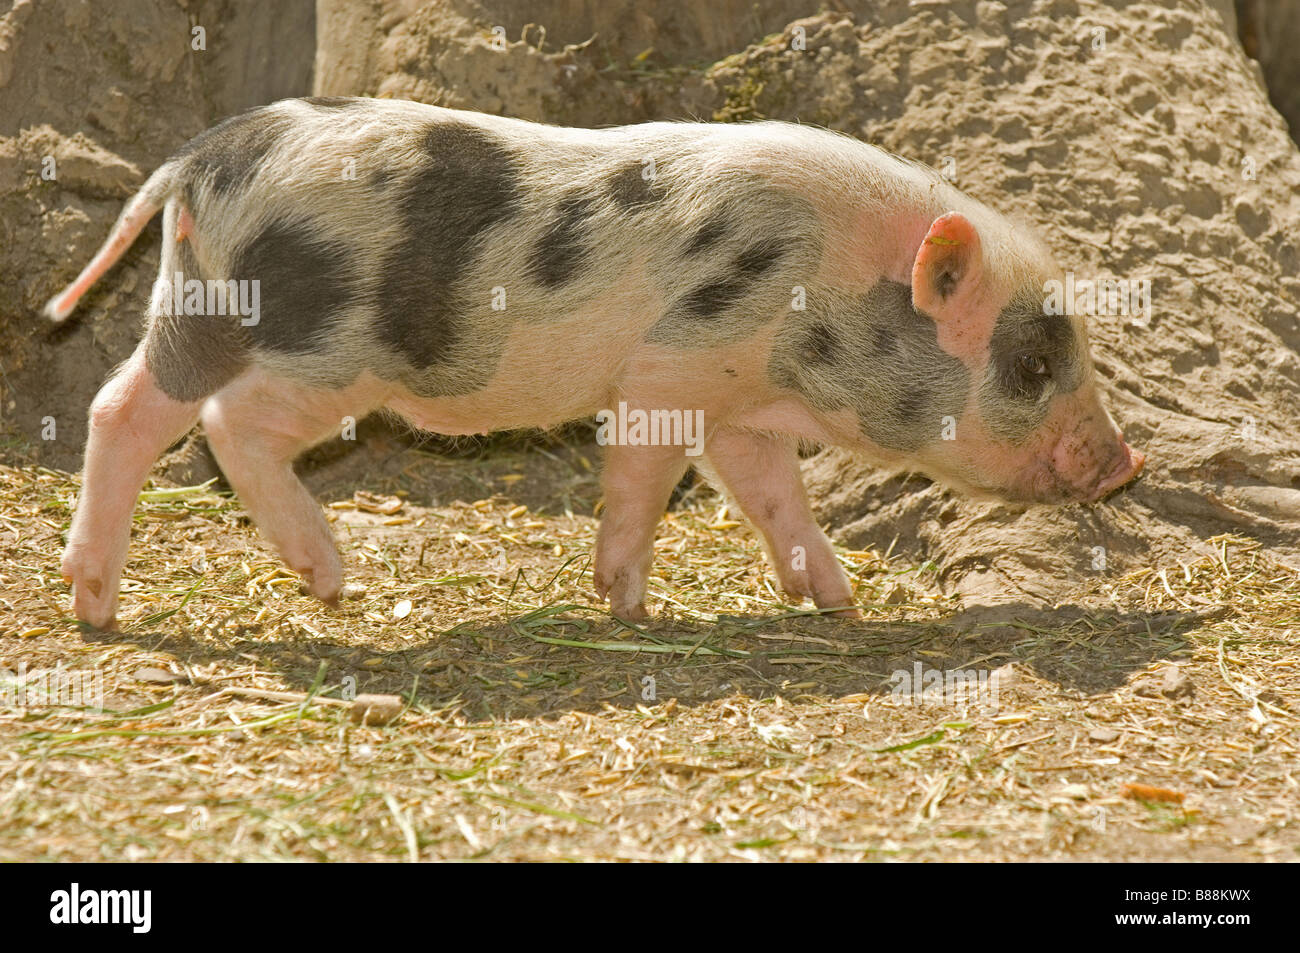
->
[666,241,790,322]
[769,279,969,452]
[870,323,898,358]
[736,240,785,277]
[895,387,927,423]
[674,277,750,320]
[684,216,730,256]
[989,293,1080,393]
[649,187,820,347]
[145,242,250,403]
[650,236,808,345]
[374,122,521,377]
[175,106,291,198]
[980,289,1085,443]
[530,194,597,288]
[231,217,362,354]
[800,323,839,365]
[606,161,666,210]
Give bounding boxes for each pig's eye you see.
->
[1017,354,1050,378]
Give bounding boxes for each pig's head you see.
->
[903,211,1144,503]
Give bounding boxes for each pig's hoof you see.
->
[610,601,650,623]
[71,585,119,631]
[63,556,120,630]
[826,606,863,620]
[297,578,341,608]
[810,592,861,619]
[289,559,342,608]
[594,567,650,621]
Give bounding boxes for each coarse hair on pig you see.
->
[46,97,1141,630]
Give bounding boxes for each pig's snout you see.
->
[1088,441,1145,501]
[1050,428,1145,503]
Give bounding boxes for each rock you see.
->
[133,666,184,685]
[1160,665,1196,700]
[881,583,908,605]
[989,662,1018,689]
[349,693,404,726]
[1132,676,1162,698]
[3,0,316,470]
[1088,727,1121,743]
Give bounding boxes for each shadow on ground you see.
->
[82,600,1206,720]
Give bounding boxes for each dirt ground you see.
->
[1,442,1296,861]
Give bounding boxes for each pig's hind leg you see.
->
[702,428,860,618]
[61,348,206,629]
[200,370,386,606]
[62,202,241,629]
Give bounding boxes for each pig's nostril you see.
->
[1091,442,1144,499]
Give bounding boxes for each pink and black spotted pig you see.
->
[45,97,1144,629]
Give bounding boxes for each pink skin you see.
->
[915,386,1145,505]
[704,427,858,618]
[592,440,689,620]
[61,349,203,629]
[63,359,391,630]
[200,369,389,605]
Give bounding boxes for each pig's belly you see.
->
[385,317,788,438]
[386,376,607,436]
[385,316,641,435]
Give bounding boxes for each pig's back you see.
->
[161,98,879,426]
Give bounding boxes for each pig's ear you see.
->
[911,212,983,317]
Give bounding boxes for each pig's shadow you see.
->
[92,601,1203,720]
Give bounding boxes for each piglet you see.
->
[45,97,1143,628]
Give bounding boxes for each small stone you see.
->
[1160,666,1195,700]
[350,693,404,726]
[1132,676,1161,698]
[1089,727,1121,743]
[133,666,184,685]
[340,583,368,600]
[354,491,403,515]
[393,599,412,620]
[1062,783,1089,800]
[989,663,1017,689]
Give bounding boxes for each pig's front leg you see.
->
[703,427,859,618]
[593,442,690,620]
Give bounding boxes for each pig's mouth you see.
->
[1032,442,1147,504]
[920,443,1146,506]
[1087,444,1147,500]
